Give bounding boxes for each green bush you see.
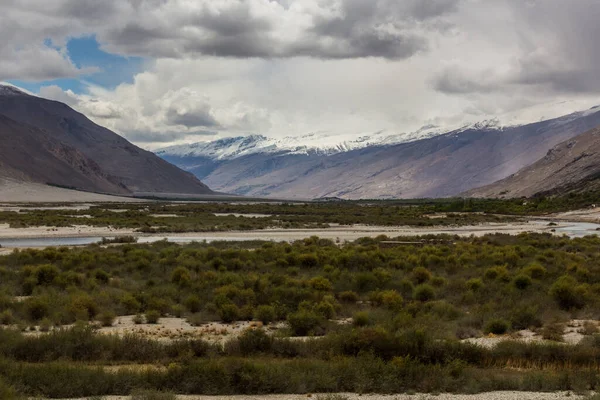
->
[412,267,432,284]
[338,291,359,303]
[484,319,510,335]
[466,278,483,291]
[414,284,435,302]
[0,310,14,325]
[145,310,161,324]
[236,328,272,355]
[353,311,370,327]
[98,312,116,327]
[183,295,201,313]
[550,276,586,310]
[513,274,532,290]
[254,305,276,325]
[218,304,240,323]
[287,309,323,336]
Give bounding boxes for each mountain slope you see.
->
[466,125,600,198]
[0,86,213,196]
[158,108,600,199]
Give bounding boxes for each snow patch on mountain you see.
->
[153,103,600,162]
[156,124,460,160]
[0,84,28,96]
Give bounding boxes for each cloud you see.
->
[1,0,460,61]
[124,129,218,145]
[0,45,95,82]
[432,0,600,97]
[9,0,600,149]
[166,108,220,128]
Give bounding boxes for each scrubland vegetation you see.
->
[1,232,600,396]
[0,201,518,232]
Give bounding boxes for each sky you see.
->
[2,0,600,150]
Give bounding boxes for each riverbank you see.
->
[0,220,567,250]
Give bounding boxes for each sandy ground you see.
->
[92,316,280,343]
[0,179,140,203]
[54,392,588,400]
[157,221,558,242]
[0,223,136,239]
[551,208,600,223]
[0,220,563,251]
[462,320,595,348]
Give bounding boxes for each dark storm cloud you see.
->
[95,0,459,60]
[166,107,220,128]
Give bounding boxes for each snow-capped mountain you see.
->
[155,106,600,199]
[156,124,472,160]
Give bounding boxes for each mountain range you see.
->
[158,108,600,199]
[0,85,213,197]
[466,123,600,198]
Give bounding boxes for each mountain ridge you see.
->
[0,85,213,197]
[465,125,600,198]
[157,107,600,199]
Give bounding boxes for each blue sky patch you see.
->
[9,36,145,95]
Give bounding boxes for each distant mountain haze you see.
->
[157,109,600,199]
[466,123,600,198]
[0,85,213,196]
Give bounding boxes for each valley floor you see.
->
[0,179,139,203]
[0,220,567,250]
[54,392,586,400]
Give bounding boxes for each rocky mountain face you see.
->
[0,86,213,196]
[466,124,600,198]
[158,108,600,199]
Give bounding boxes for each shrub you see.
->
[466,278,483,291]
[338,291,359,303]
[550,276,586,310]
[254,305,276,325]
[524,263,547,279]
[145,310,161,324]
[98,311,116,327]
[414,284,435,302]
[371,290,403,310]
[412,267,432,284]
[353,311,370,327]
[171,304,185,318]
[484,266,509,281]
[171,267,191,286]
[236,328,272,355]
[484,319,510,335]
[309,276,332,291]
[0,310,14,325]
[0,378,20,400]
[39,318,52,332]
[133,314,144,324]
[513,274,532,290]
[315,301,336,319]
[510,306,542,330]
[24,297,49,321]
[218,304,240,323]
[541,323,565,342]
[287,309,323,336]
[184,295,202,313]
